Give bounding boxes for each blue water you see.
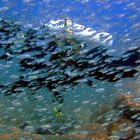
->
[0,0,140,139]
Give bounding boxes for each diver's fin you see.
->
[53,106,63,117]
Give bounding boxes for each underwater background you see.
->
[0,0,140,139]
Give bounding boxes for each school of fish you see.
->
[0,18,140,105]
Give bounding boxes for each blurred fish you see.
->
[0,18,140,108]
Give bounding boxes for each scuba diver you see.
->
[46,18,113,117]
